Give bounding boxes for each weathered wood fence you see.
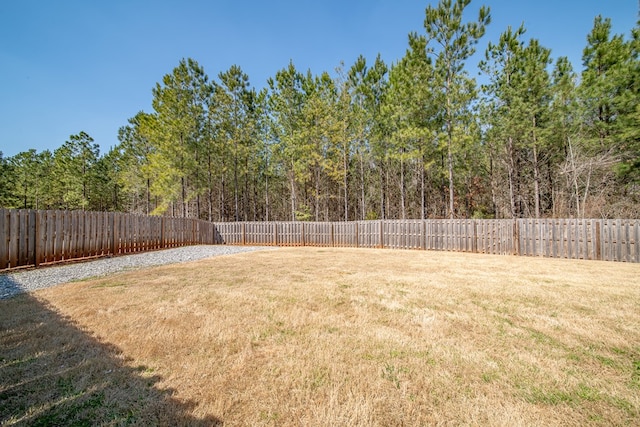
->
[0,209,218,270]
[1,210,638,270]
[214,219,640,263]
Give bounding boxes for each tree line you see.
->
[2,0,638,220]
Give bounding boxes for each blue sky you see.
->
[0,0,636,158]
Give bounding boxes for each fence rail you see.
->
[1,210,638,270]
[0,209,218,270]
[214,219,640,263]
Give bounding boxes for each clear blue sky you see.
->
[0,0,636,158]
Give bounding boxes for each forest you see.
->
[1,0,638,221]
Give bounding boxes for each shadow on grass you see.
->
[0,279,221,426]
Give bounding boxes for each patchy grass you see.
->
[1,247,639,426]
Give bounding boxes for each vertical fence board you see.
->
[568,219,574,260]
[90,212,97,256]
[615,220,622,262]
[0,210,7,269]
[45,211,53,262]
[96,212,102,255]
[584,219,590,260]
[58,211,66,261]
[84,212,95,257]
[73,211,81,258]
[604,219,611,261]
[35,211,44,266]
[634,221,639,263]
[85,212,92,256]
[75,211,82,258]
[8,210,18,268]
[80,212,87,257]
[17,211,27,266]
[27,210,36,266]
[625,221,631,262]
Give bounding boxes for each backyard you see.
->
[1,247,639,426]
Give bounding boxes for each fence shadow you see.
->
[0,282,222,426]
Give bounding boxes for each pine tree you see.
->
[574,16,638,216]
[267,61,306,220]
[549,56,580,216]
[215,65,257,221]
[424,0,490,218]
[52,132,100,210]
[0,152,15,208]
[385,33,439,219]
[8,149,40,209]
[580,16,628,150]
[349,55,388,219]
[480,25,528,218]
[117,112,157,214]
[149,58,211,217]
[521,38,553,218]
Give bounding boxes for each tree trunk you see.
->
[181,176,187,218]
[315,163,320,222]
[234,140,239,222]
[343,146,349,221]
[290,164,296,221]
[220,173,226,222]
[400,152,406,220]
[207,152,213,222]
[447,144,454,219]
[265,157,270,222]
[380,160,386,220]
[507,136,517,219]
[146,178,151,216]
[532,118,541,219]
[446,76,455,219]
[359,149,366,220]
[244,157,250,221]
[420,154,426,220]
[568,137,580,217]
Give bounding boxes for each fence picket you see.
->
[33,210,43,265]
[0,210,6,269]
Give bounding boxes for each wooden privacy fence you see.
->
[214,218,640,263]
[0,209,218,270]
[214,219,516,253]
[2,210,639,270]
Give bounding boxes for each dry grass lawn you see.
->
[1,247,640,426]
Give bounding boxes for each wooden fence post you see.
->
[160,216,165,249]
[18,210,27,266]
[513,219,520,256]
[111,213,117,255]
[30,210,39,267]
[273,222,278,246]
[595,220,602,261]
[380,220,384,249]
[0,210,7,269]
[472,220,478,254]
[331,223,335,247]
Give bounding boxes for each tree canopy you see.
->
[4,1,639,219]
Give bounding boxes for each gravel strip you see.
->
[0,245,275,300]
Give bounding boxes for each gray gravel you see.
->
[0,245,275,300]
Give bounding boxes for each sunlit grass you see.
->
[2,247,639,425]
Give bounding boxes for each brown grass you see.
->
[2,247,639,426]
